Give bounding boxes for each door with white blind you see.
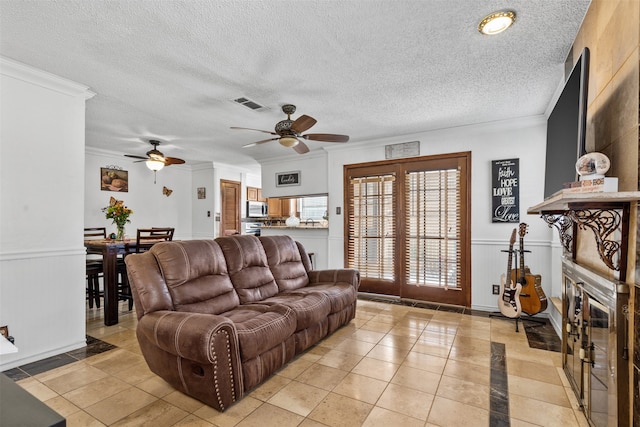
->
[345,152,471,307]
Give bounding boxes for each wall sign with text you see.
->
[276,170,301,187]
[491,158,519,223]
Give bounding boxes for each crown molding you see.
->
[1,56,96,100]
[258,149,326,166]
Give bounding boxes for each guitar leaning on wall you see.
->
[512,223,548,316]
[498,228,522,318]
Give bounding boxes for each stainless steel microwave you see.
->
[247,201,268,218]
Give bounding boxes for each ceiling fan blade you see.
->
[302,133,349,143]
[164,157,185,165]
[125,154,149,160]
[242,137,279,148]
[293,141,310,154]
[231,126,278,136]
[290,115,317,134]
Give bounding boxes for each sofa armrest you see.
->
[308,269,360,290]
[138,311,239,365]
[137,311,244,411]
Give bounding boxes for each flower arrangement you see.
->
[102,197,133,239]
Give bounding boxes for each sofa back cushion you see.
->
[124,250,173,318]
[150,240,240,314]
[215,235,279,304]
[259,235,309,291]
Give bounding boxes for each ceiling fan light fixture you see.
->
[478,10,516,35]
[146,159,165,171]
[279,136,299,147]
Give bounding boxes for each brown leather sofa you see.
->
[124,235,360,411]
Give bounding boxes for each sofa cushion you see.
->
[294,283,357,314]
[221,303,296,361]
[216,235,279,304]
[263,291,331,331]
[151,240,240,314]
[259,235,309,291]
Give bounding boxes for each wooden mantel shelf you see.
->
[527,191,640,276]
[527,191,640,214]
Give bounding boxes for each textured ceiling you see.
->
[0,1,590,168]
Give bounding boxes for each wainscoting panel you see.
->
[471,238,553,312]
[0,249,86,371]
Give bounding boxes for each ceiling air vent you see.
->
[233,97,265,111]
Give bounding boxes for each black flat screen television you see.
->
[543,47,590,199]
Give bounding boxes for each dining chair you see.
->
[135,227,175,253]
[118,227,175,310]
[84,227,106,308]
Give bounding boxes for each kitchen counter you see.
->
[259,226,329,269]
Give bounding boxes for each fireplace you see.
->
[562,258,629,426]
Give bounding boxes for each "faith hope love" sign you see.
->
[491,158,519,223]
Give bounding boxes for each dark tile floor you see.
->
[489,341,510,427]
[2,336,116,381]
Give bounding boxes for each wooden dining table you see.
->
[85,239,136,325]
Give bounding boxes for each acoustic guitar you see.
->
[498,229,522,318]
[512,223,547,315]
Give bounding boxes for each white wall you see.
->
[192,163,216,239]
[85,156,262,241]
[262,116,559,312]
[85,148,193,240]
[261,152,328,198]
[0,58,94,370]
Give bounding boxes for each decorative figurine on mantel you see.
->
[565,152,617,193]
[576,151,610,178]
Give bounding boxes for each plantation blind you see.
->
[347,173,396,280]
[405,168,461,289]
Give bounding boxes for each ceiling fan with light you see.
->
[124,139,185,182]
[231,104,349,154]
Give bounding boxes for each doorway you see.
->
[344,152,471,307]
[220,179,241,236]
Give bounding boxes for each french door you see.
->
[344,152,471,307]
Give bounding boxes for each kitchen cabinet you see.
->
[267,198,282,217]
[247,187,265,202]
[247,187,258,201]
[267,198,296,218]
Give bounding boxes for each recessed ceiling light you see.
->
[478,11,516,35]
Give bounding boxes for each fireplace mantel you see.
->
[528,191,640,213]
[528,191,640,278]
[531,192,640,426]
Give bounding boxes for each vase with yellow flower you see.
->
[102,197,133,240]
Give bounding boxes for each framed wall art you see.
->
[491,158,519,223]
[276,171,301,187]
[101,167,129,192]
[197,187,206,199]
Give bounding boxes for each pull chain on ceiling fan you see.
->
[231,104,349,154]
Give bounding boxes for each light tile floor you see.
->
[9,299,589,426]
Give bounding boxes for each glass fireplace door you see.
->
[564,276,585,398]
[585,296,610,427]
